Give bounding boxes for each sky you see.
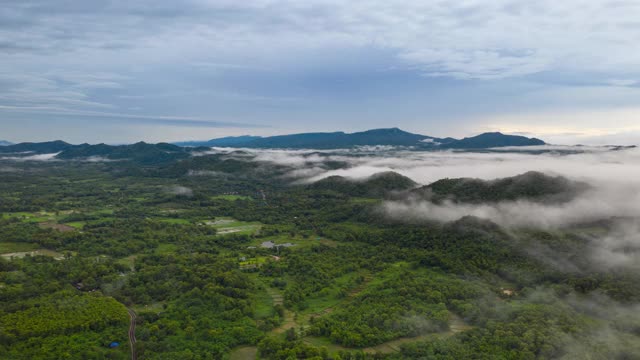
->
[2,0,640,144]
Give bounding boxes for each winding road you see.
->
[128,308,137,360]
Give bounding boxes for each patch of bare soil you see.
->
[39,222,75,232]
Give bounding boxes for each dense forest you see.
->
[0,150,638,359]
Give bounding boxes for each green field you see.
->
[157,217,192,224]
[207,217,262,235]
[212,194,254,201]
[0,242,38,253]
[2,211,58,223]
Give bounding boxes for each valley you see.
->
[1,144,639,359]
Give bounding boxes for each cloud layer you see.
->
[3,1,640,142]
[220,145,640,186]
[5,1,640,79]
[212,146,640,271]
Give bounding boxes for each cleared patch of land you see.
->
[0,242,38,254]
[38,222,76,232]
[2,211,58,223]
[212,194,253,201]
[206,217,262,235]
[228,346,257,360]
[131,302,165,314]
[1,249,65,260]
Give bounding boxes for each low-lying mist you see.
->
[212,146,640,229]
[210,145,640,273]
[211,145,640,187]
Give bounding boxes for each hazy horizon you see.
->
[2,127,638,147]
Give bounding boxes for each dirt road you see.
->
[128,308,137,360]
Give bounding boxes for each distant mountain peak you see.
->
[172,128,545,149]
[174,135,263,147]
[0,140,73,154]
[442,132,545,149]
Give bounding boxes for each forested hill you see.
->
[412,171,589,203]
[55,142,194,165]
[440,132,545,149]
[223,128,447,149]
[0,130,547,159]
[174,135,262,147]
[0,141,203,164]
[174,128,546,149]
[0,140,73,154]
[309,171,417,197]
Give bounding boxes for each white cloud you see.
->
[606,79,638,87]
[0,152,60,161]
[4,1,640,80]
[166,185,193,197]
[3,1,640,142]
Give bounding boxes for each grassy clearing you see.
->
[209,218,261,228]
[63,216,117,229]
[155,243,178,254]
[157,217,191,225]
[217,225,260,235]
[208,217,262,235]
[2,211,58,223]
[131,302,165,314]
[38,222,76,232]
[212,195,253,201]
[350,197,381,204]
[272,310,296,334]
[1,249,65,260]
[240,256,269,268]
[0,242,38,253]
[65,221,86,229]
[228,346,258,360]
[253,285,275,319]
[304,336,351,354]
[300,272,364,318]
[247,234,336,250]
[88,209,115,216]
[116,255,137,271]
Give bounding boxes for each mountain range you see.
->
[174,128,544,149]
[0,141,197,164]
[0,128,546,163]
[0,140,13,146]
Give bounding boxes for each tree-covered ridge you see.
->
[0,129,547,157]
[413,171,589,204]
[55,142,194,164]
[309,171,417,198]
[0,141,203,164]
[440,132,545,149]
[0,140,72,154]
[173,128,545,149]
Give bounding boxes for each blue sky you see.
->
[2,0,640,144]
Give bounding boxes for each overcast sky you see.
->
[2,0,640,144]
